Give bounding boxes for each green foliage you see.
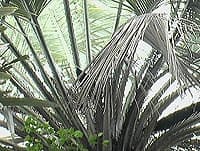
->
[88,134,98,145]
[24,116,52,151]
[24,116,88,151]
[102,140,109,146]
[25,136,44,151]
[88,132,109,146]
[0,0,200,151]
[24,116,109,150]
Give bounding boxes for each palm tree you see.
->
[0,0,200,151]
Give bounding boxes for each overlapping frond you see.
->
[147,112,200,151]
[126,0,164,15]
[0,0,200,151]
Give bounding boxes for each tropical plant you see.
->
[0,0,200,151]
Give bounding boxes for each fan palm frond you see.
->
[0,0,200,151]
[147,113,200,151]
[126,0,164,15]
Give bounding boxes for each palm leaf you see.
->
[0,72,11,80]
[0,97,58,107]
[63,0,80,67]
[0,6,17,16]
[0,137,25,150]
[83,0,92,63]
[0,0,200,151]
[155,99,200,131]
[73,13,176,151]
[113,0,124,32]
[126,0,164,15]
[148,113,200,151]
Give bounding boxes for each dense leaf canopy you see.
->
[0,0,200,151]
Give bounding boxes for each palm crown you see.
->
[0,0,200,151]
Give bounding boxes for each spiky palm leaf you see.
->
[0,0,200,151]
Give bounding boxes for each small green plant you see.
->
[24,116,110,151]
[24,116,88,151]
[88,132,109,146]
